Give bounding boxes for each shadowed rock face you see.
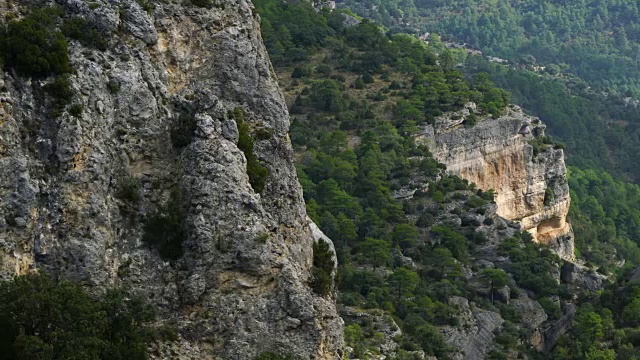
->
[0,0,342,358]
[420,104,574,260]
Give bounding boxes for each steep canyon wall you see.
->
[0,0,342,358]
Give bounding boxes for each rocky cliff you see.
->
[420,104,575,260]
[0,0,342,358]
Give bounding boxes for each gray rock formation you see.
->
[511,296,548,350]
[442,296,504,360]
[542,303,577,353]
[561,262,607,292]
[0,0,342,358]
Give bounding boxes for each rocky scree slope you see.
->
[0,0,342,358]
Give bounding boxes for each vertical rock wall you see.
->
[421,105,574,260]
[0,0,343,358]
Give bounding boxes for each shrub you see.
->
[231,108,270,193]
[529,136,554,156]
[310,240,334,296]
[116,176,141,219]
[170,113,198,148]
[44,75,75,117]
[389,80,402,90]
[464,112,477,127]
[362,72,374,84]
[292,65,312,78]
[191,0,212,8]
[466,195,488,209]
[315,64,332,75]
[135,0,154,12]
[543,187,555,206]
[68,103,83,117]
[62,17,108,50]
[107,79,121,94]
[142,187,185,261]
[0,273,155,360]
[2,8,71,77]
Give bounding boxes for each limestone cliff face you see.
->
[0,0,342,358]
[420,105,574,260]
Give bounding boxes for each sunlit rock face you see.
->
[420,104,574,260]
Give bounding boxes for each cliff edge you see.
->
[420,104,575,260]
[0,0,342,358]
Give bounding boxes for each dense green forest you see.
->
[341,0,640,275]
[254,2,640,358]
[0,274,164,360]
[341,0,640,182]
[341,0,640,96]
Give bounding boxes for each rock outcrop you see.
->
[420,104,574,260]
[0,0,342,358]
[442,296,504,360]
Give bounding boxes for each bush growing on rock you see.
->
[311,240,334,296]
[142,187,185,261]
[231,108,270,193]
[62,17,108,51]
[1,8,71,77]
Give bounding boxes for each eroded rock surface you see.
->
[420,105,574,260]
[0,0,342,358]
[442,296,504,360]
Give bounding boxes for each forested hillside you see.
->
[340,0,640,181]
[340,0,640,276]
[255,2,640,359]
[341,0,640,95]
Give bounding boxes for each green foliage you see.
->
[463,112,477,128]
[69,103,83,117]
[311,240,334,297]
[190,0,212,8]
[116,176,141,220]
[170,113,198,148]
[44,74,75,116]
[498,232,565,297]
[358,237,391,268]
[135,0,154,12]
[142,187,185,261]
[62,17,108,50]
[569,167,640,268]
[0,273,155,360]
[1,7,71,77]
[253,0,335,65]
[291,65,312,78]
[388,268,420,300]
[342,0,640,97]
[528,136,554,157]
[479,268,509,303]
[254,3,558,357]
[107,79,121,94]
[544,187,555,206]
[232,108,270,193]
